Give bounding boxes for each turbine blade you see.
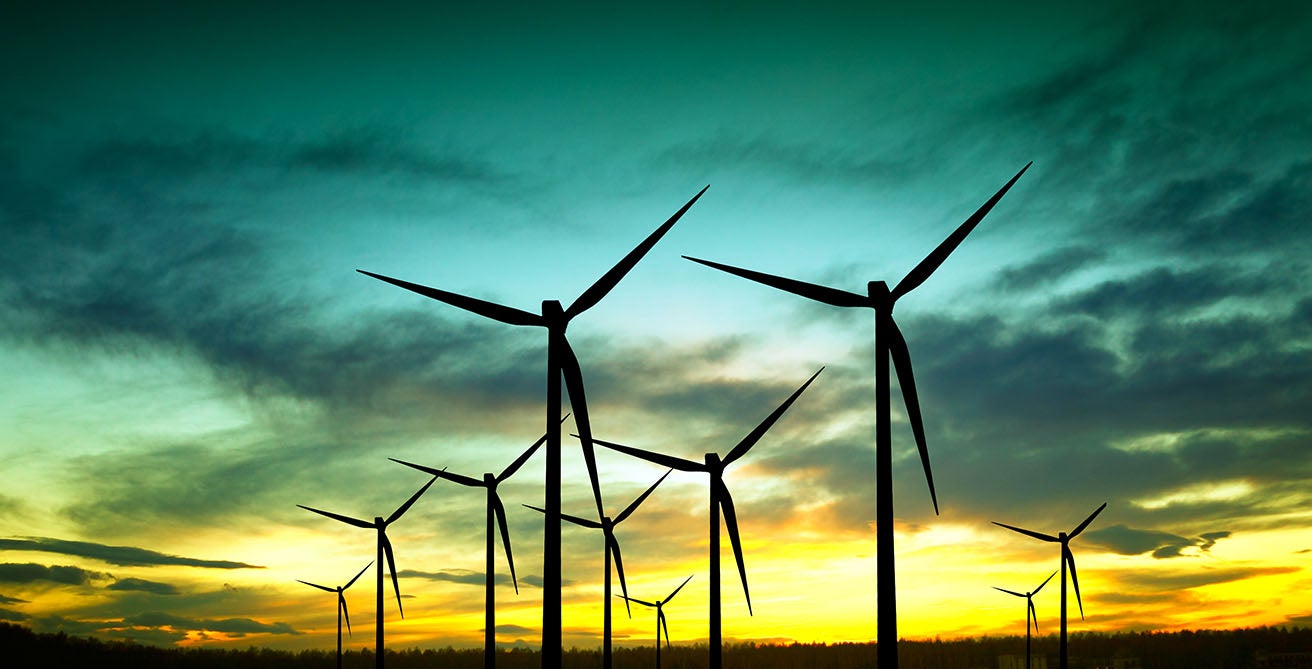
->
[1034,569,1057,595]
[716,478,752,615]
[683,256,867,308]
[993,521,1059,543]
[566,185,708,319]
[340,592,352,637]
[609,534,631,617]
[1065,544,1085,620]
[344,561,374,590]
[666,574,694,602]
[492,495,518,594]
[498,416,569,482]
[592,437,704,472]
[560,511,604,529]
[298,580,335,593]
[887,321,938,514]
[386,474,438,525]
[357,270,545,327]
[1069,501,1107,538]
[615,469,672,524]
[993,586,1024,598]
[723,367,823,467]
[620,594,657,608]
[560,336,605,519]
[390,459,481,488]
[1029,598,1038,634]
[890,162,1031,301]
[382,532,403,618]
[298,505,373,530]
[660,609,671,649]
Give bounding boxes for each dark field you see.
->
[6,622,1312,668]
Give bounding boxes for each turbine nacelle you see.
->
[866,280,892,309]
[374,516,386,529]
[542,299,566,328]
[705,452,721,473]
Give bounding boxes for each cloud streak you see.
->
[0,537,261,569]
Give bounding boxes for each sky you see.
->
[2,0,1312,653]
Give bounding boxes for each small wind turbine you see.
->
[298,561,372,669]
[993,570,1056,669]
[298,475,439,669]
[526,469,671,669]
[593,367,822,669]
[389,417,564,669]
[681,163,1030,669]
[357,186,707,663]
[620,574,694,669]
[994,502,1106,669]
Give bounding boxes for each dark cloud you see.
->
[0,563,107,586]
[1053,264,1289,321]
[0,593,26,604]
[0,608,26,621]
[992,246,1106,292]
[494,624,535,634]
[398,569,560,589]
[0,537,261,569]
[122,612,300,636]
[1083,524,1231,559]
[107,578,180,595]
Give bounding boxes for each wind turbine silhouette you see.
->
[357,186,706,662]
[620,574,694,669]
[298,561,372,669]
[681,163,1030,669]
[526,469,671,669]
[993,570,1056,669]
[389,417,564,669]
[593,367,822,669]
[298,475,438,669]
[994,502,1106,669]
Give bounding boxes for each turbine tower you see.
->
[298,475,438,669]
[620,574,694,669]
[994,502,1107,669]
[681,163,1030,668]
[594,367,822,669]
[389,418,564,669]
[357,186,706,663]
[297,561,372,669]
[526,469,671,669]
[993,570,1055,669]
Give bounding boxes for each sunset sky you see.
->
[3,0,1312,653]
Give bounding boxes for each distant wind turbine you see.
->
[994,502,1107,669]
[298,561,372,669]
[620,574,694,669]
[682,163,1030,669]
[993,570,1056,669]
[594,367,822,669]
[298,475,439,669]
[526,469,671,669]
[357,186,707,663]
[389,417,564,669]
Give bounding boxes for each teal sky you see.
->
[2,0,1311,650]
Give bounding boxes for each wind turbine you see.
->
[298,561,373,669]
[593,367,822,669]
[994,502,1107,669]
[526,469,671,669]
[298,475,439,669]
[389,417,565,669]
[619,574,694,669]
[681,163,1030,669]
[357,186,707,662]
[993,570,1056,669]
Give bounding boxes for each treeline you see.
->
[5,621,1312,668]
